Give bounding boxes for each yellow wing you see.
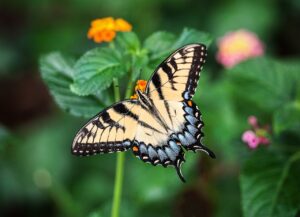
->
[146,44,207,101]
[131,100,215,182]
[72,100,141,156]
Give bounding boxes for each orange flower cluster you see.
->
[87,17,132,43]
[130,80,147,99]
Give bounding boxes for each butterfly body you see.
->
[72,44,215,182]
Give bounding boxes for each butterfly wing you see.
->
[131,100,215,182]
[131,43,214,181]
[145,44,207,101]
[72,43,214,182]
[72,100,141,156]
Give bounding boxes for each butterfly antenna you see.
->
[175,159,186,183]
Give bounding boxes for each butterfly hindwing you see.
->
[130,99,215,181]
[146,44,207,101]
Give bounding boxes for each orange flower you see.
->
[130,94,138,100]
[115,18,132,32]
[130,80,147,99]
[135,80,147,92]
[87,17,132,43]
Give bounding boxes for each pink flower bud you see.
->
[258,137,270,145]
[248,115,258,128]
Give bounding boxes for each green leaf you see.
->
[240,148,300,217]
[145,28,212,64]
[172,28,212,49]
[115,32,149,81]
[71,47,124,96]
[144,31,177,60]
[115,32,141,53]
[273,102,300,136]
[40,52,104,117]
[228,58,300,112]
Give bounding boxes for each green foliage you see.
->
[40,52,105,117]
[240,148,300,217]
[39,29,212,117]
[228,58,300,113]
[224,57,300,217]
[145,28,212,66]
[71,48,124,96]
[273,102,300,136]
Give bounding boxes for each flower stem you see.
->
[111,152,125,217]
[111,78,124,217]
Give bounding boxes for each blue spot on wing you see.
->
[165,147,176,161]
[158,149,168,161]
[169,140,180,154]
[148,146,158,160]
[186,115,198,125]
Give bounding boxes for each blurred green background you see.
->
[0,0,299,217]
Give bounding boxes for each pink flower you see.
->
[242,130,256,143]
[242,130,259,149]
[248,115,258,128]
[258,137,269,145]
[216,29,264,68]
[241,116,271,149]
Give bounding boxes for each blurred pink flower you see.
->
[258,137,269,145]
[241,116,270,149]
[242,130,259,149]
[242,130,256,143]
[248,115,258,128]
[216,29,264,68]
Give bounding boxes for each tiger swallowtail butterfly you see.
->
[72,44,215,182]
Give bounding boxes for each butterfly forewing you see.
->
[146,44,207,101]
[72,100,141,156]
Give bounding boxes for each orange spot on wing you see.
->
[132,146,139,152]
[187,100,193,106]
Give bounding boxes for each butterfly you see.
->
[72,44,215,182]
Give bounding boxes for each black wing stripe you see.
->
[151,73,164,99]
[169,57,178,71]
[114,101,163,134]
[113,103,138,121]
[146,44,207,100]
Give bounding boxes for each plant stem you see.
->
[125,80,134,99]
[113,78,120,102]
[111,152,125,217]
[111,78,124,217]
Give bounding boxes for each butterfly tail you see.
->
[175,158,186,183]
[194,144,216,159]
